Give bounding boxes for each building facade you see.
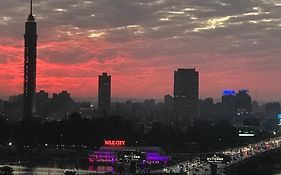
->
[98,73,111,116]
[222,90,237,122]
[236,89,252,117]
[173,68,199,123]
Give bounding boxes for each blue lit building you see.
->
[222,90,237,122]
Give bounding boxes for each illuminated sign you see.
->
[223,90,236,96]
[278,114,281,126]
[89,151,117,164]
[238,129,255,137]
[206,154,224,163]
[206,154,230,163]
[239,133,255,137]
[104,140,125,146]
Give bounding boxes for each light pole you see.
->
[18,161,21,175]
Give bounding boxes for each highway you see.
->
[154,137,281,175]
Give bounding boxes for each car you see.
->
[163,168,174,173]
[169,169,175,173]
[64,169,76,175]
[178,164,184,168]
[163,168,169,173]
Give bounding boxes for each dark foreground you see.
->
[227,147,281,175]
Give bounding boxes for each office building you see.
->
[236,89,252,117]
[222,90,237,122]
[173,68,199,123]
[98,73,111,116]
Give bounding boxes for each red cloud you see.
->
[0,35,280,101]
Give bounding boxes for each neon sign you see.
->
[104,140,125,146]
[223,90,236,96]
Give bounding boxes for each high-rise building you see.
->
[173,68,199,122]
[98,73,111,116]
[236,89,252,116]
[221,89,252,125]
[23,0,37,119]
[222,90,237,122]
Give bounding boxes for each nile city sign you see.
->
[104,140,126,146]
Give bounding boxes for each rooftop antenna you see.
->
[27,0,35,20]
[30,0,33,15]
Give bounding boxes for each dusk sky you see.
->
[0,0,281,101]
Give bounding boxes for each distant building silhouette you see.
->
[222,89,253,125]
[264,102,280,119]
[47,91,75,120]
[35,90,49,118]
[0,99,3,114]
[222,90,237,122]
[173,68,199,123]
[236,89,252,116]
[23,0,37,119]
[199,98,214,120]
[164,95,173,112]
[98,73,111,116]
[4,94,23,121]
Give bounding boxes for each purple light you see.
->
[89,151,117,164]
[146,156,169,161]
[146,152,159,156]
[89,148,170,165]
[146,152,169,163]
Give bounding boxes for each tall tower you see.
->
[98,73,111,116]
[174,68,199,123]
[23,0,37,119]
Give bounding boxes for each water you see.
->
[0,164,113,174]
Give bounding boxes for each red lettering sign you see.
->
[104,140,126,146]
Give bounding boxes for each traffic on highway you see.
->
[156,137,281,174]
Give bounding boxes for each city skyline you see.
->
[0,0,281,101]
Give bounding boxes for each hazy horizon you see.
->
[0,0,281,101]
